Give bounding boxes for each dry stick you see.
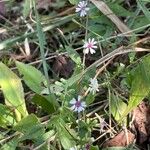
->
[90,0,132,36]
[85,47,150,73]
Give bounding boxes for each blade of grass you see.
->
[33,1,51,95]
[137,0,150,21]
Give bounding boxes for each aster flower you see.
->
[83,38,97,54]
[70,95,86,113]
[76,1,90,17]
[89,78,99,94]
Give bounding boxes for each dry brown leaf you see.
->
[132,101,150,144]
[0,1,6,16]
[52,56,74,78]
[103,130,135,147]
[37,0,51,10]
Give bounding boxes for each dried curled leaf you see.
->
[103,130,135,147]
[132,101,150,144]
[52,56,74,78]
[37,0,51,10]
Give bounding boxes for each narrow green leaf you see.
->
[137,0,150,21]
[23,0,32,18]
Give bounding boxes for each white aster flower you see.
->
[89,78,99,94]
[76,1,90,17]
[83,38,97,54]
[70,95,86,113]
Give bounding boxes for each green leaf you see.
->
[109,3,133,17]
[0,104,16,128]
[102,147,133,150]
[14,114,44,141]
[86,93,95,105]
[16,61,46,94]
[90,145,99,150]
[65,46,81,65]
[31,94,57,114]
[23,0,32,18]
[0,63,28,121]
[111,93,127,122]
[65,72,83,91]
[122,55,150,119]
[68,0,79,5]
[1,137,19,150]
[14,114,38,133]
[137,0,150,21]
[56,118,76,149]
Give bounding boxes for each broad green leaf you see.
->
[16,61,46,94]
[31,94,57,114]
[122,55,150,119]
[0,63,28,121]
[111,93,127,122]
[56,118,76,149]
[14,114,44,141]
[14,114,39,133]
[0,104,16,128]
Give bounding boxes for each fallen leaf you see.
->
[103,130,135,147]
[0,1,6,16]
[52,56,74,78]
[0,1,6,23]
[132,101,150,144]
[37,0,51,10]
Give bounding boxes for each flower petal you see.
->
[70,105,75,110]
[70,98,76,104]
[89,48,96,54]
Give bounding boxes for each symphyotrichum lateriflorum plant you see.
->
[83,38,97,54]
[70,95,86,113]
[76,1,90,17]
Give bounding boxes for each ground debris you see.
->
[132,101,150,144]
[52,55,74,78]
[103,130,135,147]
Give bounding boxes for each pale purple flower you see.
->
[70,95,86,113]
[89,78,99,94]
[83,38,97,54]
[76,1,90,17]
